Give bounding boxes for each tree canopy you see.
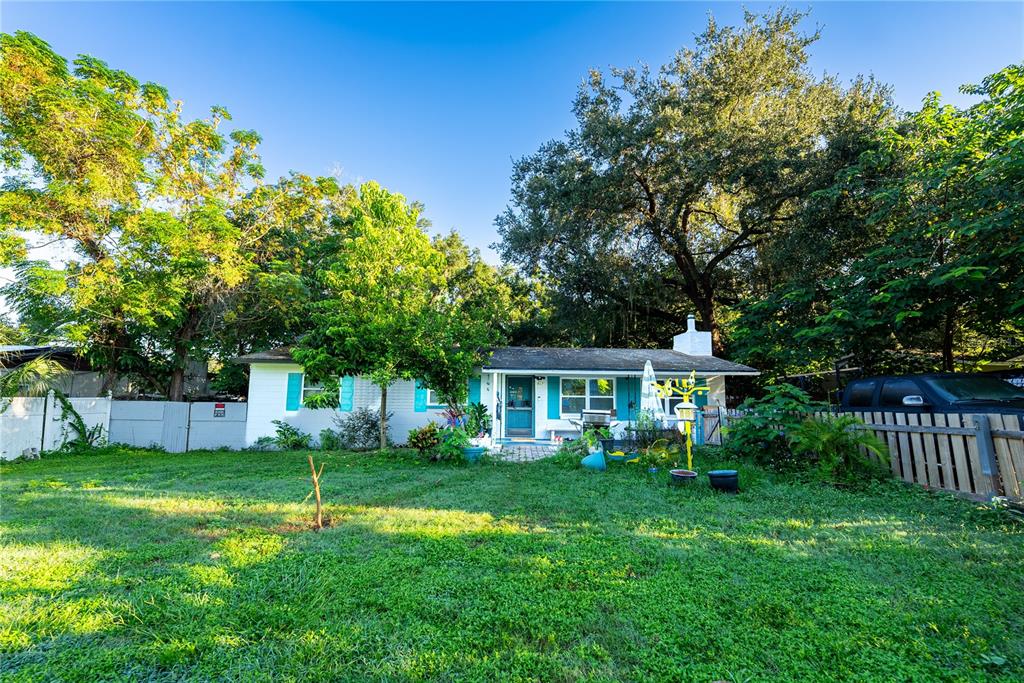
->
[732,64,1024,378]
[293,184,516,447]
[497,9,893,354]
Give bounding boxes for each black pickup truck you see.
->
[838,373,1024,415]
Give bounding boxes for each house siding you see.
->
[244,364,437,447]
[245,363,735,447]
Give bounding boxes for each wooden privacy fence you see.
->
[702,407,1024,500]
[840,411,1024,501]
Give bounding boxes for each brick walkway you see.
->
[496,442,559,463]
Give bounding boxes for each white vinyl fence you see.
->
[0,394,246,460]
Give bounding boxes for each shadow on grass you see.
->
[2,449,1023,680]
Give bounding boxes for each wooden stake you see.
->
[308,454,324,530]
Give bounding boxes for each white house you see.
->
[236,315,758,446]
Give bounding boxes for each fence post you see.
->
[972,415,1002,497]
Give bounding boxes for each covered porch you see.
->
[478,368,731,442]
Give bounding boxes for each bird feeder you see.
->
[674,401,698,424]
[655,372,708,473]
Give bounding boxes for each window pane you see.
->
[880,379,920,407]
[927,376,1024,401]
[562,397,585,414]
[845,381,876,407]
[589,379,613,396]
[589,397,614,411]
[562,379,585,396]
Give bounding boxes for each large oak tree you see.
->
[496,10,892,354]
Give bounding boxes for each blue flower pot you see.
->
[462,446,486,463]
[708,469,739,493]
[581,450,607,471]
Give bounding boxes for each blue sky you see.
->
[2,2,1022,260]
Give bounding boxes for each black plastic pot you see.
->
[669,469,698,486]
[707,469,739,493]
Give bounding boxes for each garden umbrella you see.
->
[640,360,668,423]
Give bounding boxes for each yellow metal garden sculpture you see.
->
[654,371,708,471]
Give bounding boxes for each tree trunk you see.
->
[99,326,131,395]
[168,339,189,402]
[942,310,956,372]
[694,293,724,357]
[168,308,201,402]
[100,366,119,395]
[379,383,388,450]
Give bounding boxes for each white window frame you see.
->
[301,375,327,405]
[663,394,685,419]
[426,387,443,407]
[559,377,615,418]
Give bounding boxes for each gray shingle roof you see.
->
[0,345,90,370]
[234,345,758,375]
[231,346,295,364]
[482,347,758,375]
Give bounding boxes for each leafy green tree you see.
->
[293,182,445,448]
[734,64,1024,376]
[1,32,352,400]
[414,233,517,409]
[1,31,158,390]
[497,10,892,353]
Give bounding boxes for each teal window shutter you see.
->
[286,373,303,411]
[339,376,355,412]
[414,380,428,412]
[695,379,708,408]
[468,377,481,405]
[547,376,560,419]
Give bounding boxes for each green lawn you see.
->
[1,448,1022,682]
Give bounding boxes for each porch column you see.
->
[534,376,548,439]
[489,372,502,439]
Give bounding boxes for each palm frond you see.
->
[0,356,68,398]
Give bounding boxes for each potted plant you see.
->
[579,426,609,471]
[442,426,486,463]
[466,402,493,448]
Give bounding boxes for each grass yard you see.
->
[2,448,1023,682]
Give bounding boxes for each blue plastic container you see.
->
[462,446,486,463]
[581,451,607,471]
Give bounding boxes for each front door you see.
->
[505,376,534,437]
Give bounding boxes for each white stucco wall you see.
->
[244,363,440,447]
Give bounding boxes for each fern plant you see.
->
[787,415,889,484]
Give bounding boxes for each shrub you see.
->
[550,438,588,468]
[408,422,441,457]
[318,428,344,451]
[50,393,106,454]
[637,438,681,470]
[270,420,312,450]
[624,410,661,450]
[725,384,825,471]
[248,436,278,451]
[787,415,889,484]
[333,408,392,450]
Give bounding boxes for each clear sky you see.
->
[2,1,1022,261]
